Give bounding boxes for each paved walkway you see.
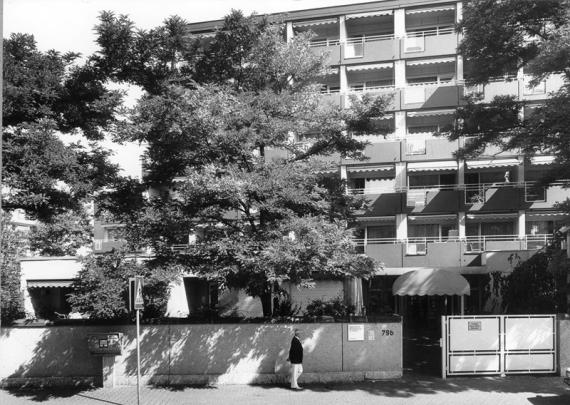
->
[1,375,569,405]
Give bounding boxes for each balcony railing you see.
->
[345,33,395,45]
[354,234,552,251]
[406,26,455,38]
[309,39,341,47]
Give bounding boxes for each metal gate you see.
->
[441,315,557,378]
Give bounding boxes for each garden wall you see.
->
[0,321,402,388]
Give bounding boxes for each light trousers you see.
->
[290,363,303,388]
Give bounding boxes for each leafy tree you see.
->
[67,251,170,320]
[449,0,570,313]
[448,0,570,184]
[498,247,568,313]
[28,211,92,256]
[0,215,27,324]
[95,11,384,315]
[2,33,122,223]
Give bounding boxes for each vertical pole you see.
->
[460,296,464,315]
[441,315,447,379]
[136,309,141,405]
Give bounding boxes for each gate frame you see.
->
[441,314,557,379]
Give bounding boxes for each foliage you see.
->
[2,33,123,223]
[497,248,568,314]
[28,210,93,256]
[67,251,170,320]
[272,289,301,317]
[95,11,383,315]
[449,0,570,183]
[0,215,27,324]
[305,297,355,318]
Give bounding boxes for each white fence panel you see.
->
[443,315,557,378]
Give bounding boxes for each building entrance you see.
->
[398,295,462,375]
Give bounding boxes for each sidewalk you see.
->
[1,375,569,405]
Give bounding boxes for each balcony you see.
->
[464,234,552,252]
[404,137,459,161]
[401,27,458,58]
[406,185,461,213]
[342,139,401,164]
[342,34,399,63]
[464,76,519,102]
[355,234,552,267]
[309,39,342,65]
[402,82,462,109]
[524,181,570,209]
[463,182,522,211]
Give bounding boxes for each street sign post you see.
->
[129,276,144,405]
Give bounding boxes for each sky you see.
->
[4,0,379,177]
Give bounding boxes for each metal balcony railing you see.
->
[345,33,396,45]
[405,26,455,38]
[354,234,553,252]
[309,39,341,47]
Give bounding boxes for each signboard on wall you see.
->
[87,333,123,355]
[348,324,365,341]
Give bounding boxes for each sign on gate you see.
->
[441,315,557,378]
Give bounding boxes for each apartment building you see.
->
[89,0,569,322]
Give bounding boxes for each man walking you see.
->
[288,329,303,389]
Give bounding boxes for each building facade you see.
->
[181,0,569,320]
[67,0,568,321]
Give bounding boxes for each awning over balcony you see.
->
[346,63,393,72]
[466,158,520,169]
[407,160,457,172]
[347,164,394,174]
[406,57,455,66]
[346,10,392,19]
[407,109,456,117]
[408,214,457,224]
[356,215,395,223]
[466,212,518,221]
[406,6,455,15]
[293,18,338,27]
[392,269,470,296]
[530,156,555,165]
[27,280,74,288]
[527,211,570,219]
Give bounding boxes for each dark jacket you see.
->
[289,336,303,364]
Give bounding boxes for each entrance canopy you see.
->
[392,269,470,296]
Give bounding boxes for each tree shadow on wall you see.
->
[1,325,123,401]
[121,323,309,387]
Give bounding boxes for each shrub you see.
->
[305,296,354,318]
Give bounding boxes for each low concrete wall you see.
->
[0,322,402,388]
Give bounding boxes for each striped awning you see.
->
[408,214,457,223]
[466,158,520,169]
[466,212,518,221]
[346,10,393,19]
[530,156,555,165]
[527,211,570,219]
[407,57,456,66]
[407,109,456,117]
[407,160,457,172]
[347,165,394,173]
[346,63,393,72]
[406,5,456,15]
[356,215,395,223]
[393,269,470,296]
[293,18,337,27]
[27,280,74,288]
